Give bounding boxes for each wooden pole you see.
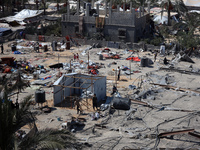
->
[130,60,131,80]
[88,51,89,74]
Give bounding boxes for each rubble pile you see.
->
[1,39,200,149]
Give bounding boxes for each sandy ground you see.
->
[1,39,200,149]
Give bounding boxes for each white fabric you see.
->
[160,45,165,55]
[183,0,200,6]
[2,9,43,22]
[153,15,168,24]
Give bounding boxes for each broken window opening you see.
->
[118,28,126,38]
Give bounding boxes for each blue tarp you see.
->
[0,28,12,36]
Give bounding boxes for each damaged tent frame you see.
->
[54,74,105,109]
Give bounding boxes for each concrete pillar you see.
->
[96,4,99,16]
[142,6,144,16]
[67,4,70,21]
[86,3,89,21]
[77,2,80,15]
[132,8,135,26]
[139,6,141,17]
[123,3,125,12]
[109,4,112,24]
[92,0,94,9]
[105,1,107,16]
[148,1,150,13]
[130,2,132,13]
[117,5,120,12]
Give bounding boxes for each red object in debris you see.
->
[112,55,120,59]
[38,35,45,42]
[66,36,70,41]
[1,57,15,66]
[104,48,110,50]
[3,67,11,73]
[91,69,97,75]
[126,57,140,62]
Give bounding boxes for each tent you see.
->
[153,15,168,24]
[1,9,43,24]
[0,28,12,37]
[183,0,200,7]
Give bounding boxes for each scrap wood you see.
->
[95,124,107,128]
[159,67,200,76]
[151,83,200,94]
[158,129,195,137]
[188,131,200,139]
[130,99,153,108]
[164,107,195,112]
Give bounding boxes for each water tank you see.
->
[35,89,46,103]
[113,97,131,110]
[44,45,48,52]
[66,42,70,50]
[99,54,103,60]
[11,45,16,52]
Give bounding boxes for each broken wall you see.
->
[93,76,107,101]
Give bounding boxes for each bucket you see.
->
[66,42,70,50]
[11,46,16,52]
[99,54,103,60]
[44,45,48,52]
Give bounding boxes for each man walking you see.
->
[92,94,98,111]
[154,51,158,62]
[117,66,120,81]
[1,43,4,54]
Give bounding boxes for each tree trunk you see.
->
[167,7,171,26]
[36,0,39,10]
[2,0,5,13]
[43,2,46,15]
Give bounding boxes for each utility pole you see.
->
[88,51,89,74]
[129,60,131,80]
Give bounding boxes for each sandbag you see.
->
[112,97,131,110]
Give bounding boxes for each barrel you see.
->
[35,89,46,103]
[52,41,57,51]
[44,45,48,52]
[11,46,16,52]
[66,42,70,50]
[140,57,148,67]
[99,54,103,60]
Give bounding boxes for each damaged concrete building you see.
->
[61,1,151,43]
[53,73,106,106]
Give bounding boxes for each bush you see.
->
[176,32,200,49]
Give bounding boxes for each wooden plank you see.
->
[158,129,195,137]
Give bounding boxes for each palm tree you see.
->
[160,0,173,26]
[0,74,77,150]
[18,128,76,149]
[173,0,188,17]
[174,12,200,35]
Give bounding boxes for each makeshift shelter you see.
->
[53,73,106,108]
[153,15,168,24]
[0,28,12,36]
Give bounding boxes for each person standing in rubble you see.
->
[74,53,76,61]
[1,43,4,54]
[76,53,79,61]
[154,51,158,62]
[92,94,98,111]
[117,66,120,81]
[75,99,81,114]
[160,43,165,56]
[111,85,117,95]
